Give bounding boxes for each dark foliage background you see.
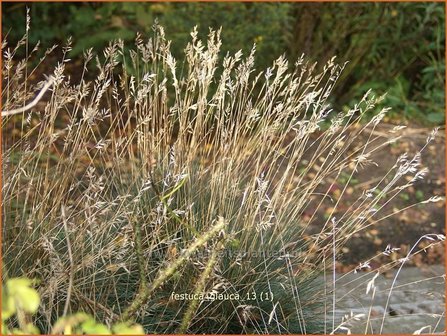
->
[3,2,445,124]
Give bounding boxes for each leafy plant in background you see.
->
[287,2,445,124]
[2,278,144,334]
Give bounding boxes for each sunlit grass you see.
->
[2,20,444,334]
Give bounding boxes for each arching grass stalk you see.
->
[121,217,226,322]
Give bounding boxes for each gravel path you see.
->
[326,265,445,334]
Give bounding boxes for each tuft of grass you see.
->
[2,21,444,334]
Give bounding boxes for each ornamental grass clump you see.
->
[2,22,443,334]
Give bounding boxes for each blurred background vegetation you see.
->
[3,2,445,125]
